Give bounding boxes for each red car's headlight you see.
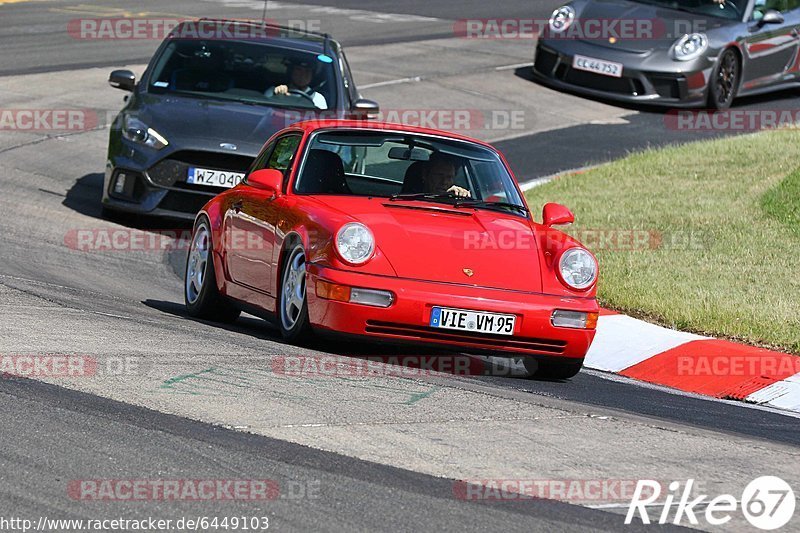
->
[335,222,375,265]
[557,247,598,290]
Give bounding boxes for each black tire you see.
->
[278,243,313,343]
[100,206,116,220]
[707,49,740,110]
[185,217,241,323]
[100,206,132,224]
[524,357,583,380]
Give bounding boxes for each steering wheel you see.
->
[287,89,317,105]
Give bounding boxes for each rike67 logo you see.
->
[626,476,795,530]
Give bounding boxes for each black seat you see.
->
[400,161,427,194]
[298,149,350,194]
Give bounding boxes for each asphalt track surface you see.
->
[1,0,799,531]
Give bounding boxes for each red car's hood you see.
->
[312,197,543,292]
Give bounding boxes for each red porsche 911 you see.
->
[184,120,599,378]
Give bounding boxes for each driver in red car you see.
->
[266,59,328,109]
[420,152,471,197]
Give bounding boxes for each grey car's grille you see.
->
[534,48,559,76]
[648,74,687,100]
[149,151,254,187]
[158,190,214,215]
[563,69,641,95]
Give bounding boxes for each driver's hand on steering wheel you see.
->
[447,185,471,198]
[274,85,290,95]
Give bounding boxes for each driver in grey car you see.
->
[265,59,328,109]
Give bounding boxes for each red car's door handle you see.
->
[232,201,243,213]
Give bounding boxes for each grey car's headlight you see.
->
[549,6,576,33]
[558,248,597,290]
[336,223,374,265]
[122,115,168,149]
[671,33,708,61]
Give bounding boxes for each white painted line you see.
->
[520,175,553,192]
[585,315,708,373]
[519,163,605,191]
[200,0,440,23]
[495,62,534,71]
[746,373,800,412]
[360,76,423,90]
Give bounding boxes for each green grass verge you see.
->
[762,166,800,234]
[525,129,800,354]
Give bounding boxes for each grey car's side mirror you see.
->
[109,70,136,92]
[352,98,380,119]
[760,9,784,25]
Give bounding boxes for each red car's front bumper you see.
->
[306,264,597,359]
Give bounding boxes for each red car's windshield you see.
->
[294,130,526,213]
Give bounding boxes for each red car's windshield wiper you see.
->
[389,193,457,202]
[453,199,529,215]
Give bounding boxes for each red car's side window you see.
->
[266,135,303,192]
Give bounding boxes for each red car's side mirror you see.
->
[247,168,283,196]
[542,202,574,227]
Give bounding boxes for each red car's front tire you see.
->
[278,243,313,343]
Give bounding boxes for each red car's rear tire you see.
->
[185,218,241,323]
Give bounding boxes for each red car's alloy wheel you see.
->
[185,225,210,306]
[184,218,240,323]
[279,243,312,342]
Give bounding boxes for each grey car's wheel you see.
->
[278,243,313,342]
[708,49,739,110]
[185,218,240,323]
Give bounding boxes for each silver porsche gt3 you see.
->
[533,0,800,108]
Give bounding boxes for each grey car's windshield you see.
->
[294,130,527,215]
[147,40,337,110]
[628,0,743,20]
